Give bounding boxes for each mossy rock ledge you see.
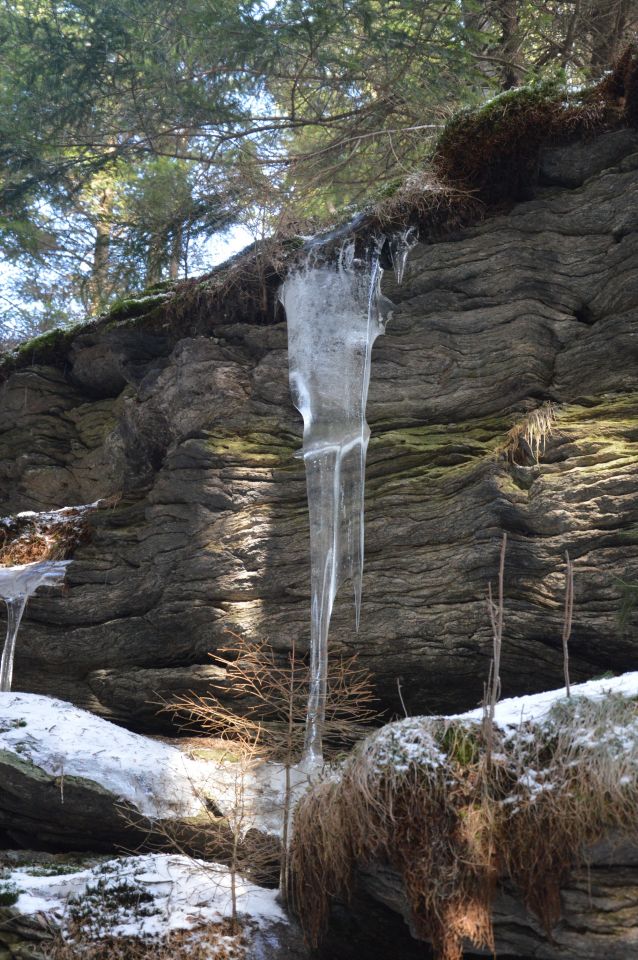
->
[1,129,638,730]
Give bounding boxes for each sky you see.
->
[206,223,255,266]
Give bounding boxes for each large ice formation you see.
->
[281,233,415,762]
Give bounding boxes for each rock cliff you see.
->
[1,129,638,730]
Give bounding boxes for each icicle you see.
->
[281,226,417,764]
[387,227,418,285]
[281,240,392,764]
[0,560,70,692]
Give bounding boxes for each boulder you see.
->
[0,693,233,856]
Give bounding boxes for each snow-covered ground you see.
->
[2,853,284,940]
[1,674,637,949]
[3,675,637,820]
[356,672,638,780]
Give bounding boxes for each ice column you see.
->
[281,241,394,763]
[0,560,70,691]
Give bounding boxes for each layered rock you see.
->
[1,131,638,728]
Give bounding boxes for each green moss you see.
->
[204,428,300,467]
[558,392,638,430]
[547,395,638,475]
[5,327,73,364]
[439,723,481,766]
[0,321,97,381]
[433,77,604,203]
[102,292,169,326]
[441,78,563,136]
[0,747,124,798]
[370,417,508,487]
[187,745,242,763]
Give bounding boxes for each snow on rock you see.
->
[0,692,311,834]
[362,716,447,776]
[0,692,205,819]
[346,672,638,782]
[451,671,638,729]
[5,853,285,940]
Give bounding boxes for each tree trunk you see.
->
[588,0,632,76]
[169,222,182,281]
[145,232,166,287]
[497,0,523,89]
[89,186,113,313]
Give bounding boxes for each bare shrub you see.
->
[483,532,507,768]
[161,634,379,900]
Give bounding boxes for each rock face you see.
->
[359,835,638,959]
[2,130,638,729]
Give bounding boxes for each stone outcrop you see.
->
[0,746,232,858]
[1,130,638,729]
[359,835,638,959]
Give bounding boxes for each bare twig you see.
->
[484,532,507,766]
[563,550,574,698]
[396,677,408,718]
[162,632,380,899]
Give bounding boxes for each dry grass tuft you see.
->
[290,717,499,958]
[159,232,310,336]
[0,505,98,567]
[501,402,556,465]
[290,694,638,959]
[42,920,248,960]
[503,693,638,929]
[367,172,482,243]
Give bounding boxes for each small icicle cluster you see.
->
[281,229,417,763]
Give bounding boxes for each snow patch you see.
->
[0,692,311,831]
[5,854,285,940]
[0,693,205,818]
[364,716,447,775]
[451,671,638,729]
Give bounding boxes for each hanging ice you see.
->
[387,226,418,285]
[281,240,395,763]
[0,560,70,692]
